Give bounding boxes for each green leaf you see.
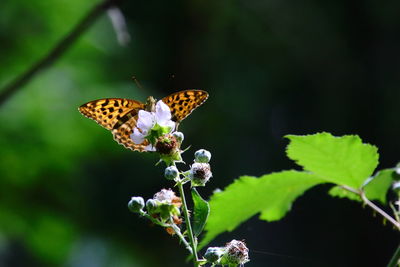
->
[286,133,379,188]
[199,171,324,249]
[364,169,395,204]
[191,188,210,237]
[328,186,361,202]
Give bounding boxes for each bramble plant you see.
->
[80,92,399,266]
[128,127,400,266]
[126,99,249,266]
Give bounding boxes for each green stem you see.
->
[389,202,400,223]
[169,223,193,254]
[177,180,200,266]
[387,243,400,267]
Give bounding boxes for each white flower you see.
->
[153,189,177,204]
[155,100,175,129]
[130,100,176,146]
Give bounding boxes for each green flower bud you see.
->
[392,181,400,194]
[204,247,224,263]
[173,131,184,143]
[164,165,179,180]
[128,196,145,213]
[146,198,158,214]
[194,149,211,163]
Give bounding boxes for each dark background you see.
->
[0,0,399,266]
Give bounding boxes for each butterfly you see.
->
[78,90,209,152]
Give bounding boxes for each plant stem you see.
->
[387,243,400,267]
[177,180,200,266]
[389,202,400,224]
[142,210,193,254]
[169,223,193,254]
[341,185,400,230]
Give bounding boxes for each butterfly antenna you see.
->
[131,76,144,91]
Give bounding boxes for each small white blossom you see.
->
[155,100,175,129]
[153,188,177,204]
[130,101,176,148]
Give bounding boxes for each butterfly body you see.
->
[78,90,208,151]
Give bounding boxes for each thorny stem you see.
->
[341,186,400,267]
[141,211,193,254]
[341,185,400,230]
[176,178,200,266]
[0,0,116,106]
[169,222,193,254]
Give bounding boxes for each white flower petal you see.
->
[158,120,175,132]
[137,110,155,131]
[144,144,156,151]
[130,127,145,144]
[155,100,172,123]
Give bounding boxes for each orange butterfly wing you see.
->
[79,98,145,130]
[162,90,209,122]
[79,98,148,151]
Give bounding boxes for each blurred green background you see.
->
[0,0,399,266]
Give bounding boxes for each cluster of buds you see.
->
[126,98,248,264]
[204,240,250,266]
[128,189,183,233]
[123,94,250,265]
[188,149,212,186]
[163,149,213,187]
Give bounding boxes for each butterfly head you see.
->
[145,96,157,112]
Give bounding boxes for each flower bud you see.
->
[396,162,400,175]
[173,131,184,143]
[189,162,212,186]
[220,240,249,266]
[392,181,400,197]
[164,165,179,180]
[128,196,145,213]
[146,198,158,214]
[194,149,211,163]
[204,247,224,263]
